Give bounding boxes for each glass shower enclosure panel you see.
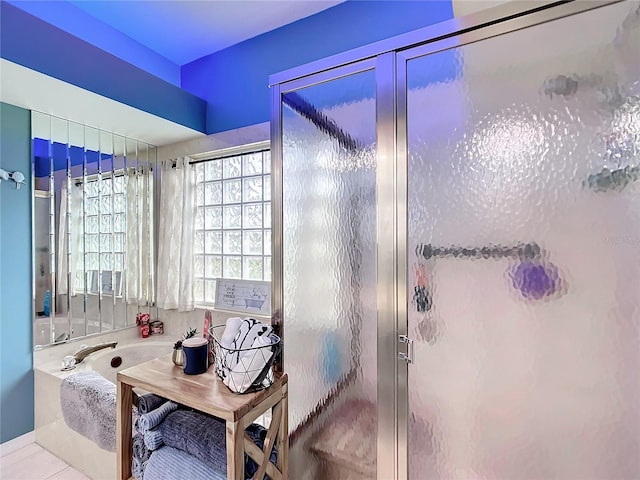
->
[280,67,377,478]
[405,2,640,479]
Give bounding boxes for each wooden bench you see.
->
[116,357,288,480]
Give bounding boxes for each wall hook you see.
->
[0,168,26,189]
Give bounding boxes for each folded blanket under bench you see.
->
[143,446,226,480]
[159,410,277,478]
[159,410,227,471]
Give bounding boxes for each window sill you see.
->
[193,303,272,320]
[70,292,123,299]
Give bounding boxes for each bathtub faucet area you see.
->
[73,342,118,364]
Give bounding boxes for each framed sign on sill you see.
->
[87,270,123,297]
[213,278,271,315]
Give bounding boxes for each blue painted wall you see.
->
[181,0,454,134]
[0,0,455,446]
[0,2,206,133]
[0,102,34,443]
[5,0,180,86]
[1,0,453,136]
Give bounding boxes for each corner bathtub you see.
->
[34,340,174,480]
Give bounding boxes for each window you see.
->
[61,170,154,301]
[78,175,126,295]
[193,150,271,304]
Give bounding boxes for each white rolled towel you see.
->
[226,319,273,370]
[216,317,242,373]
[224,335,274,393]
[220,317,242,348]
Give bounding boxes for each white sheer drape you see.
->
[157,157,195,311]
[57,183,84,295]
[125,169,155,305]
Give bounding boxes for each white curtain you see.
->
[57,182,84,295]
[125,169,155,305]
[157,157,195,311]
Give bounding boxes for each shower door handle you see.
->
[398,335,414,364]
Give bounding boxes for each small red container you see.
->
[140,324,150,338]
[136,313,150,326]
[137,313,151,337]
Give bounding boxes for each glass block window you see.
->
[193,150,271,304]
[73,174,126,295]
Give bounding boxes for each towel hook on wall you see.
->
[0,168,26,189]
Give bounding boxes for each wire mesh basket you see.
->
[209,324,281,394]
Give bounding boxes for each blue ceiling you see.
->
[2,0,456,135]
[6,0,345,84]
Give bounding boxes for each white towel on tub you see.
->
[60,371,118,451]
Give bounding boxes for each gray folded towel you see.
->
[132,433,150,463]
[132,456,148,479]
[159,410,227,472]
[159,410,277,478]
[60,371,117,452]
[137,401,178,434]
[137,393,167,414]
[144,429,164,451]
[143,446,226,480]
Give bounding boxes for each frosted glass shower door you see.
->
[404,2,640,479]
[279,66,378,478]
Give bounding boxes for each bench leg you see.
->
[227,419,244,480]
[277,384,289,479]
[117,381,133,480]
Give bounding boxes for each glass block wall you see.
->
[193,151,271,305]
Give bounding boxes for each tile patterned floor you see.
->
[0,443,89,480]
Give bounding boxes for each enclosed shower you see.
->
[270,1,640,479]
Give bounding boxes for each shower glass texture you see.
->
[281,69,377,478]
[406,3,640,479]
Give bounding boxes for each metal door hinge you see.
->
[398,335,414,364]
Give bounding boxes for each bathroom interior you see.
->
[1,0,639,479]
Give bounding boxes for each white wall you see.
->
[453,0,510,18]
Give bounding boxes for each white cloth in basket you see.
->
[223,335,274,393]
[217,318,274,393]
[215,317,241,376]
[226,318,273,370]
[220,317,242,348]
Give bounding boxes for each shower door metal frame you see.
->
[269,1,621,478]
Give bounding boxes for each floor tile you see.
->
[0,443,44,468]
[0,449,68,480]
[47,466,91,480]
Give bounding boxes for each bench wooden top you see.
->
[116,357,287,422]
